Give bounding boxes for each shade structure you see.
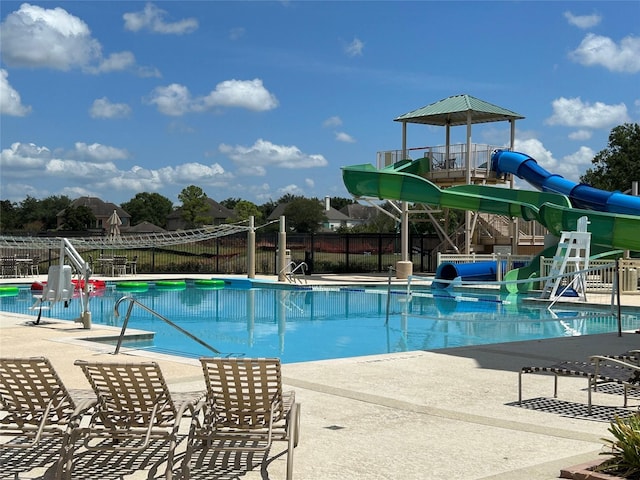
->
[108,209,122,240]
[393,94,525,260]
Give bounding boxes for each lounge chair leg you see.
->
[553,374,558,398]
[286,402,298,480]
[518,371,527,404]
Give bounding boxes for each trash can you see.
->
[624,268,637,292]
[304,251,313,275]
[285,249,292,273]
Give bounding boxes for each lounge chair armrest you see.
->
[589,355,640,370]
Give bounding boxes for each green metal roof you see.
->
[394,94,524,126]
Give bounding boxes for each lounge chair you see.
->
[72,360,204,480]
[0,357,96,477]
[183,357,300,480]
[519,353,640,414]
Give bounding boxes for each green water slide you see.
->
[342,161,569,225]
[341,160,640,251]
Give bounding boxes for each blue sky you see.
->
[1,1,639,207]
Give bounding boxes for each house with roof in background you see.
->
[56,197,131,232]
[340,203,380,229]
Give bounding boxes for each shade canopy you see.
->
[394,94,524,127]
[108,209,122,239]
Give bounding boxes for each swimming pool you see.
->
[1,281,637,363]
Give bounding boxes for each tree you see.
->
[331,196,356,211]
[580,123,640,192]
[230,200,263,223]
[0,200,20,232]
[219,197,241,211]
[38,195,71,230]
[284,198,327,233]
[178,185,209,228]
[60,205,95,231]
[121,192,173,228]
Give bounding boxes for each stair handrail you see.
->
[279,261,308,283]
[113,295,221,355]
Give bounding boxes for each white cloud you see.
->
[0,3,100,69]
[219,139,328,170]
[229,27,245,40]
[0,142,50,171]
[123,2,198,35]
[545,97,630,129]
[0,140,232,200]
[323,116,342,128]
[72,143,129,162]
[513,138,556,171]
[277,184,306,196]
[146,84,193,116]
[558,146,595,182]
[90,97,132,119]
[147,79,278,116]
[569,33,640,73]
[171,163,227,183]
[203,79,279,112]
[513,137,594,183]
[0,69,31,116]
[563,11,601,29]
[335,132,356,143]
[568,129,592,141]
[85,52,135,74]
[305,178,315,188]
[345,37,364,57]
[0,3,155,75]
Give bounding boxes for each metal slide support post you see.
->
[278,216,287,282]
[247,216,255,279]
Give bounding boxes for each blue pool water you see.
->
[1,281,637,363]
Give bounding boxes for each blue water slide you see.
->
[434,261,507,286]
[491,150,640,215]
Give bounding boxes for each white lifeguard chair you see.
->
[540,216,591,302]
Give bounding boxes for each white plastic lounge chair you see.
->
[519,353,640,414]
[0,357,96,477]
[73,360,204,480]
[183,357,300,480]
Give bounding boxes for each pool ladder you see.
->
[281,261,308,284]
[112,295,221,355]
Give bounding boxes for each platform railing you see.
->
[376,143,504,170]
[112,295,221,355]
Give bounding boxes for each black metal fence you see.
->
[2,233,441,276]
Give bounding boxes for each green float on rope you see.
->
[194,279,225,289]
[155,280,186,290]
[0,286,19,296]
[116,282,149,291]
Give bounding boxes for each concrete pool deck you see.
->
[1,273,639,479]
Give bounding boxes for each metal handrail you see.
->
[278,261,308,283]
[113,295,221,355]
[287,262,308,284]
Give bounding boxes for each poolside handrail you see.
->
[112,295,221,355]
[281,261,308,284]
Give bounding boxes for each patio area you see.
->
[1,291,639,479]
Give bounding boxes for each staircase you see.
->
[477,213,546,246]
